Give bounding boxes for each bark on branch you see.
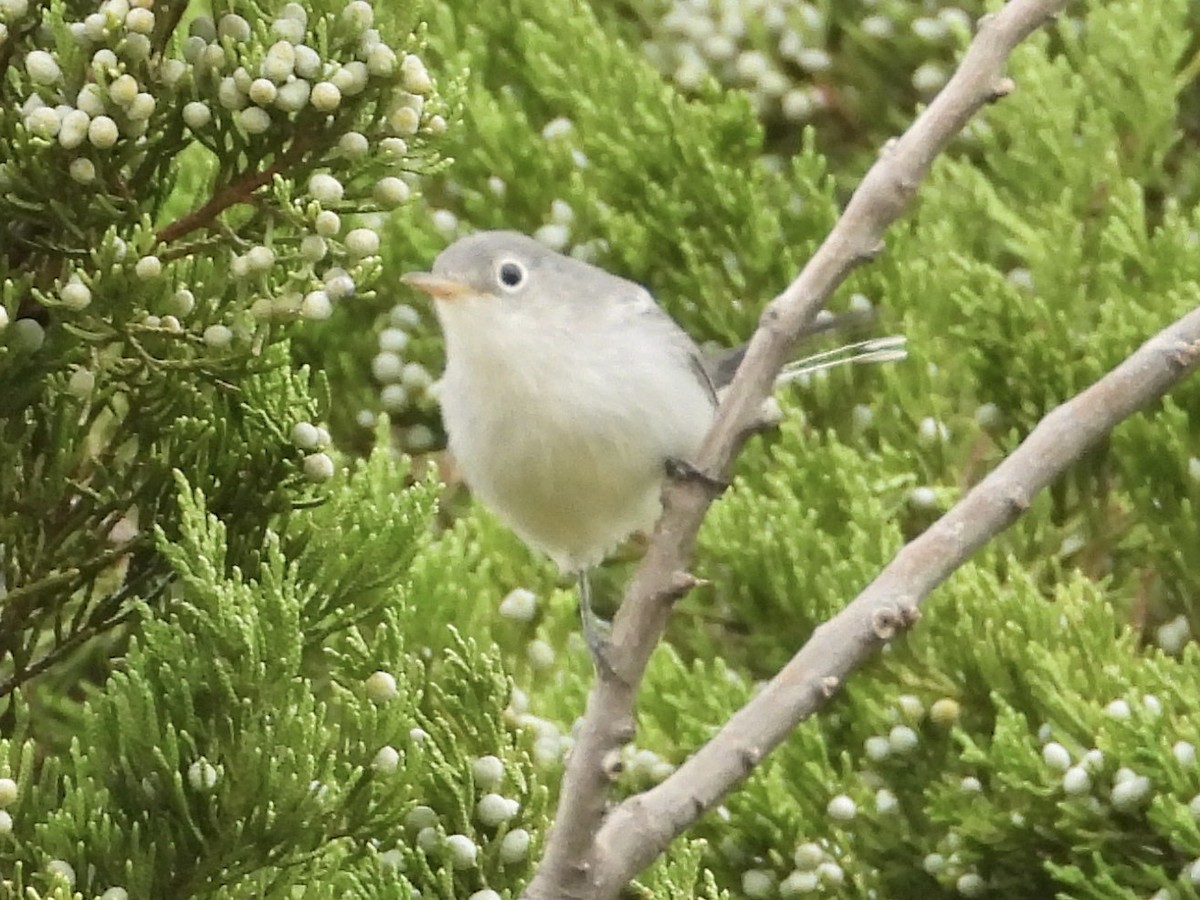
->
[596,307,1200,885]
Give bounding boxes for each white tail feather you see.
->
[774,335,907,388]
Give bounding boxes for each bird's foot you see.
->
[580,601,617,677]
[665,457,729,494]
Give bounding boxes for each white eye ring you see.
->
[496,259,527,291]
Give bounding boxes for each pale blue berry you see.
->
[60,279,92,310]
[793,842,823,870]
[1042,742,1070,771]
[1104,699,1131,719]
[499,587,536,621]
[416,825,439,852]
[25,49,62,84]
[310,81,341,111]
[300,235,327,262]
[389,105,419,135]
[365,670,397,702]
[345,227,380,258]
[817,861,844,885]
[367,43,396,77]
[187,757,219,790]
[471,755,504,790]
[333,61,368,95]
[125,7,154,33]
[275,78,311,111]
[127,92,155,120]
[46,860,75,886]
[203,324,233,348]
[308,173,344,204]
[956,872,985,897]
[372,745,400,772]
[262,41,296,81]
[527,639,554,670]
[476,793,519,827]
[315,210,341,236]
[294,44,321,79]
[400,54,431,93]
[134,255,162,279]
[291,421,321,450]
[217,13,251,42]
[498,828,530,864]
[338,130,369,157]
[446,834,478,868]
[1157,614,1191,654]
[12,318,45,351]
[342,0,373,30]
[405,805,437,831]
[375,176,410,207]
[379,385,407,414]
[741,869,774,899]
[1062,766,1090,794]
[889,725,918,753]
[248,78,278,105]
[271,18,304,43]
[780,870,819,896]
[183,101,211,130]
[300,291,332,320]
[88,115,120,148]
[324,271,355,299]
[826,795,856,820]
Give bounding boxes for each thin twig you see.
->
[523,1,1076,897]
[0,569,172,699]
[155,137,314,246]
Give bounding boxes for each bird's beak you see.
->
[401,272,475,301]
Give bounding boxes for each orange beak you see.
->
[401,272,475,301]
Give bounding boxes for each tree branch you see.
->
[523,1,1078,897]
[154,136,315,246]
[594,305,1200,887]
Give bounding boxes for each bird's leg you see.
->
[665,457,729,494]
[578,570,615,675]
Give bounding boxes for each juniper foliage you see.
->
[1,0,1199,898]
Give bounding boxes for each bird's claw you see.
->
[665,457,729,494]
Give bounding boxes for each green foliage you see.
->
[2,462,547,898]
[0,0,443,736]
[3,0,1200,896]
[614,0,983,176]
[637,838,730,900]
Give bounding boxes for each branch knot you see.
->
[987,77,1016,102]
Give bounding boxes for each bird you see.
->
[402,230,903,662]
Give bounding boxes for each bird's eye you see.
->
[497,260,526,290]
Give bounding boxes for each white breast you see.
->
[435,293,714,572]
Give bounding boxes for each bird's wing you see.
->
[688,349,719,407]
[622,284,718,408]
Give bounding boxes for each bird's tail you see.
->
[774,335,907,388]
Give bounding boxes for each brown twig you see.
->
[154,137,314,246]
[155,0,192,55]
[523,1,1078,897]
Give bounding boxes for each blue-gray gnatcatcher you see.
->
[402,231,904,658]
